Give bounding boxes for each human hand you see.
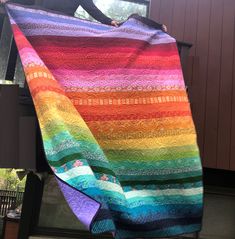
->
[111,20,119,27]
[162,24,167,32]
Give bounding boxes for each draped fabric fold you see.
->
[6,3,203,238]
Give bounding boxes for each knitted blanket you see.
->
[6,3,203,238]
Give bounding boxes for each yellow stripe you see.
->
[33,91,88,129]
[99,134,197,150]
[88,116,195,133]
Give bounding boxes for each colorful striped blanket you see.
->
[6,3,203,238]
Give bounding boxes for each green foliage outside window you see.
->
[0,169,26,191]
[75,0,148,22]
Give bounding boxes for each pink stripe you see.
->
[50,68,184,88]
[57,74,183,84]
[52,68,182,77]
[19,47,44,66]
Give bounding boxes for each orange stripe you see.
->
[87,116,195,136]
[29,77,60,89]
[76,102,191,116]
[66,90,187,100]
[70,96,188,106]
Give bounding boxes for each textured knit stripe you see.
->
[6,4,203,239]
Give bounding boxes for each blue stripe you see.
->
[116,224,202,238]
[109,203,203,215]
[8,7,111,31]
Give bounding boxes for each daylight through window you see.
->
[75,0,149,22]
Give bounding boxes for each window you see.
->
[75,0,150,22]
[36,175,112,238]
[38,175,86,231]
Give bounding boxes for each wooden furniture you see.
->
[2,217,20,239]
[0,190,24,217]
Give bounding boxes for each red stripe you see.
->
[46,62,180,71]
[36,53,179,69]
[29,37,178,57]
[34,46,179,57]
[12,25,32,50]
[28,36,180,70]
[29,36,177,50]
[75,102,190,117]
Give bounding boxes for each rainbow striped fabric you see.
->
[6,3,203,238]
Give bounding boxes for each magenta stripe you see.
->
[52,69,183,77]
[55,74,183,83]
[58,79,184,88]
[19,47,44,66]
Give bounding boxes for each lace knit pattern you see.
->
[6,3,203,238]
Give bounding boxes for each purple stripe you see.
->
[51,69,184,89]
[57,179,100,229]
[24,29,175,45]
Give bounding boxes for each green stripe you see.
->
[44,131,75,149]
[105,145,199,162]
[43,121,95,143]
[118,170,202,181]
[48,152,83,167]
[91,166,116,177]
[120,176,202,186]
[48,156,117,176]
[111,157,201,170]
[89,159,115,168]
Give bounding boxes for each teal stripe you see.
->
[110,157,201,171]
[109,203,203,214]
[126,194,203,205]
[84,188,202,205]
[46,141,105,162]
[44,131,76,149]
[47,146,82,161]
[66,175,99,191]
[91,219,115,234]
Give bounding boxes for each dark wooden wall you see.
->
[149,0,235,170]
